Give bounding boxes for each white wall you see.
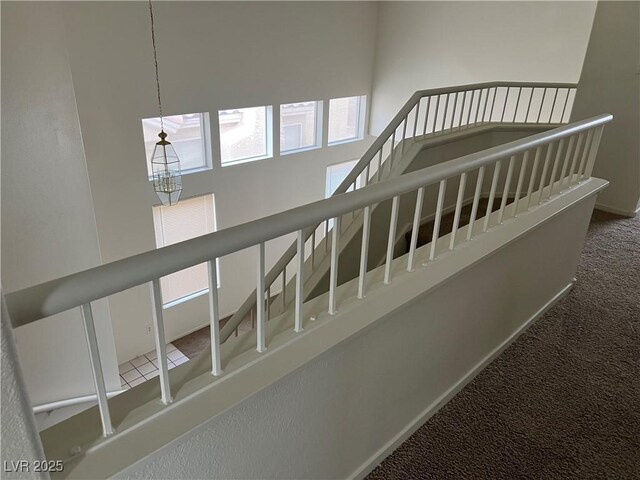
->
[369,1,597,134]
[57,1,379,362]
[1,2,120,405]
[570,1,640,216]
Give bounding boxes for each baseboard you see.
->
[595,202,639,218]
[349,281,575,480]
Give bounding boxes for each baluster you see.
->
[357,206,372,298]
[548,138,566,197]
[498,156,515,223]
[256,242,266,352]
[577,129,594,181]
[467,166,486,240]
[480,88,490,123]
[450,173,467,249]
[407,187,425,271]
[433,95,441,133]
[524,147,541,210]
[558,135,576,190]
[80,303,114,437]
[549,88,559,123]
[457,91,467,130]
[474,89,485,124]
[328,216,340,315]
[282,265,287,309]
[207,261,222,376]
[583,126,604,178]
[384,196,400,284]
[524,88,534,123]
[449,92,458,130]
[466,90,475,127]
[400,117,408,154]
[535,142,554,205]
[422,96,431,136]
[149,280,172,403]
[428,179,447,261]
[413,101,421,139]
[536,88,548,123]
[560,89,571,123]
[295,230,304,332]
[311,230,316,268]
[266,285,271,322]
[500,87,510,122]
[324,219,329,253]
[389,132,396,170]
[484,160,502,232]
[567,133,585,185]
[440,94,450,132]
[365,163,371,186]
[512,87,523,122]
[512,151,530,216]
[488,87,498,123]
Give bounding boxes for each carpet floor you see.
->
[367,209,640,479]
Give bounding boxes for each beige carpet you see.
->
[368,209,640,479]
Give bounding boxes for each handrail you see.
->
[5,114,609,329]
[218,80,579,340]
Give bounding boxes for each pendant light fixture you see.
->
[148,0,182,206]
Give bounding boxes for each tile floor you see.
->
[117,343,188,390]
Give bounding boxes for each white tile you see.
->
[167,350,185,362]
[122,369,142,383]
[166,343,177,353]
[145,350,157,361]
[168,361,177,370]
[173,356,188,366]
[130,356,149,368]
[137,361,157,375]
[118,362,135,374]
[128,377,146,387]
[144,370,159,380]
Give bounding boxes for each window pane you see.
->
[152,194,217,306]
[325,160,360,197]
[328,96,363,144]
[142,113,207,176]
[280,101,319,152]
[219,106,269,165]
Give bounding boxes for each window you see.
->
[152,194,218,307]
[280,101,322,153]
[219,106,272,165]
[328,96,365,145]
[142,113,210,177]
[325,159,361,197]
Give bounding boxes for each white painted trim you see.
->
[595,202,639,218]
[349,281,575,480]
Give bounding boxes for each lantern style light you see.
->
[151,131,182,206]
[148,0,182,206]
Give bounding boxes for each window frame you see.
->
[152,193,220,309]
[279,100,323,155]
[142,112,212,180]
[327,95,367,146]
[218,105,273,167]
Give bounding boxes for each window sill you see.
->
[163,288,210,309]
[328,136,364,147]
[147,165,212,181]
[280,145,321,156]
[221,154,272,168]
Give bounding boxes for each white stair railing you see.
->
[219,81,578,340]
[5,113,610,439]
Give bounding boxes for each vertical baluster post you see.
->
[558,135,576,190]
[536,88,548,123]
[407,187,425,271]
[295,230,304,332]
[357,206,372,298]
[484,160,502,232]
[513,151,530,216]
[568,133,585,185]
[577,129,594,180]
[207,261,222,376]
[467,166,486,240]
[384,196,400,284]
[450,173,467,249]
[328,216,340,315]
[422,97,431,136]
[150,280,172,403]
[535,142,554,205]
[256,243,266,352]
[583,126,604,179]
[429,179,447,261]
[80,303,114,437]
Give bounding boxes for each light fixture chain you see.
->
[148,0,164,132]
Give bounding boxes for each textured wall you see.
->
[1,295,48,480]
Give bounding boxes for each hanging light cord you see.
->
[148,0,164,132]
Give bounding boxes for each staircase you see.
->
[219,81,578,341]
